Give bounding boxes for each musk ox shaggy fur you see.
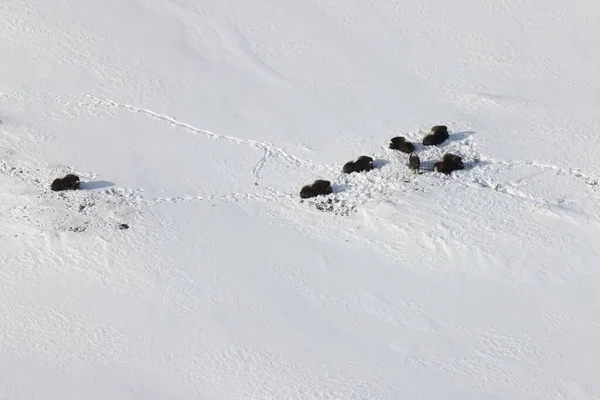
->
[51,174,81,191]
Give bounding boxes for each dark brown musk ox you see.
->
[422,125,450,146]
[389,136,415,153]
[343,155,374,174]
[51,174,81,191]
[433,153,464,175]
[408,152,421,173]
[300,179,333,199]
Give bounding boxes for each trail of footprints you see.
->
[3,119,600,234]
[80,94,330,174]
[4,91,600,235]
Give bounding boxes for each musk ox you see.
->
[51,174,81,191]
[422,125,449,146]
[300,179,333,199]
[343,155,374,174]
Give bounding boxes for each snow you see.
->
[2,0,600,398]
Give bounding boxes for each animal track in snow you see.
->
[3,91,340,186]
[460,153,600,210]
[4,92,600,230]
[142,186,293,206]
[80,94,332,175]
[252,149,275,184]
[0,144,293,225]
[491,158,600,188]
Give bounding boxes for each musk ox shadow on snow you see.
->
[79,180,115,190]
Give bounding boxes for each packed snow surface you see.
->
[2,0,600,398]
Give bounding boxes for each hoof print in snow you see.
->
[422,125,449,146]
[408,152,421,172]
[51,174,81,191]
[314,197,355,216]
[389,136,415,153]
[343,156,374,174]
[78,200,95,212]
[300,179,333,199]
[118,223,129,230]
[433,153,464,175]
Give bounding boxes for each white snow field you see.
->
[2,0,600,398]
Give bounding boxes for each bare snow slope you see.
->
[2,0,600,398]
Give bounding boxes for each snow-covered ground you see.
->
[2,0,600,398]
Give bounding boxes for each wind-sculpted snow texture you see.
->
[2,0,600,399]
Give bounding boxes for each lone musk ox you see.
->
[389,136,415,154]
[408,152,420,172]
[51,174,81,191]
[300,179,333,199]
[343,155,374,174]
[433,153,464,175]
[422,125,450,146]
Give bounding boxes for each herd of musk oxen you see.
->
[47,125,464,209]
[300,125,464,199]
